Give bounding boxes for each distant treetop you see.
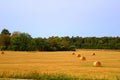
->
[0,28,11,36]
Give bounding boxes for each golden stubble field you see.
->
[0,49,120,78]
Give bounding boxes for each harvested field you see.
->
[0,49,120,79]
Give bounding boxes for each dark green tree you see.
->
[34,37,47,51]
[0,28,11,50]
[1,28,11,36]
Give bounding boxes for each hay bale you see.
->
[72,53,75,55]
[77,54,81,57]
[92,53,95,56]
[80,56,86,61]
[1,51,4,54]
[93,61,101,67]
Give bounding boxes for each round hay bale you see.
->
[77,54,81,57]
[93,61,101,67]
[72,53,75,55]
[92,53,95,56]
[80,56,86,61]
[1,51,4,54]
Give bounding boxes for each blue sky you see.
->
[0,0,120,38]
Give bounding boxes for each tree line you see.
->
[0,28,120,51]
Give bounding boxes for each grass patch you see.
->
[0,71,120,80]
[0,71,78,80]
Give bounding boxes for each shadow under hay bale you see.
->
[80,56,86,61]
[93,61,102,67]
[92,53,95,56]
[1,51,4,54]
[77,54,81,57]
[72,53,75,55]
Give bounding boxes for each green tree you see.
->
[34,37,47,51]
[1,28,11,36]
[47,36,61,51]
[10,32,33,51]
[0,28,11,50]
